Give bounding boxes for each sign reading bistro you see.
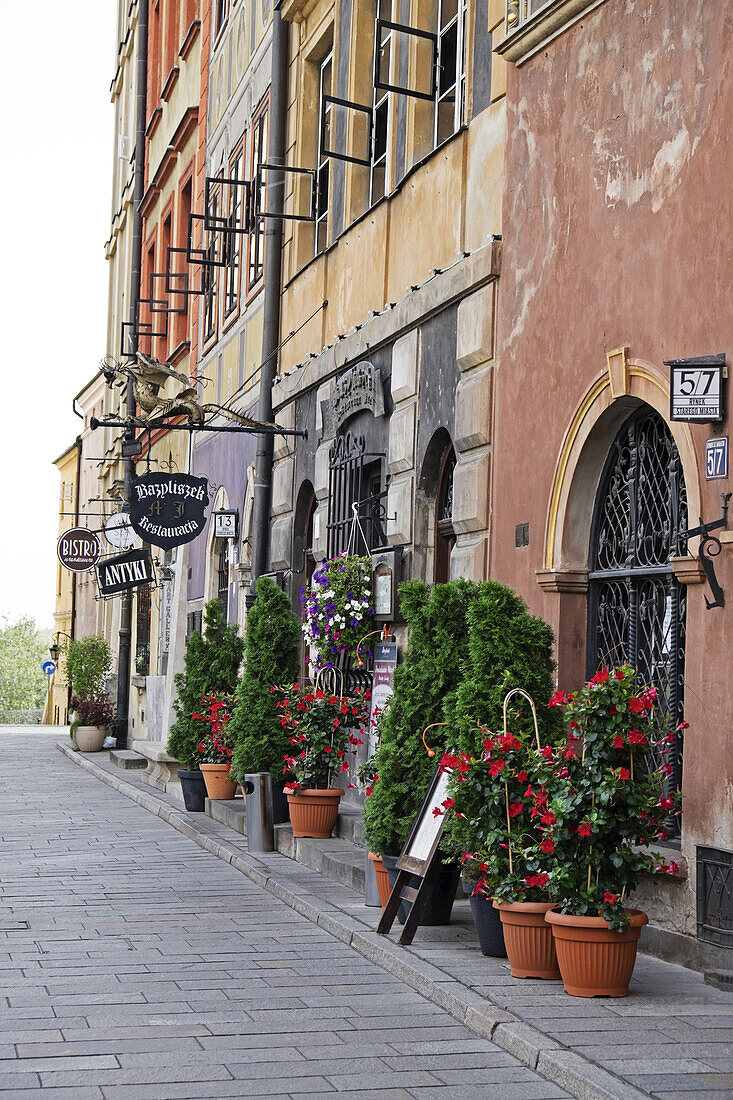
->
[130,473,210,550]
[57,527,102,573]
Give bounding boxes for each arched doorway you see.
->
[587,407,688,827]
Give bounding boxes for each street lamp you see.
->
[49,632,72,663]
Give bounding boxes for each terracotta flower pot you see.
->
[545,908,648,997]
[369,852,392,909]
[73,725,108,752]
[199,763,237,801]
[287,788,345,838]
[493,900,560,979]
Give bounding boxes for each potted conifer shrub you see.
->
[229,576,300,821]
[64,635,114,752]
[278,683,369,838]
[363,579,479,924]
[542,666,683,997]
[167,600,244,812]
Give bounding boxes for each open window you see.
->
[374,18,437,101]
[319,95,373,167]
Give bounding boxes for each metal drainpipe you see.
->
[116,0,148,750]
[250,8,288,592]
[69,433,82,721]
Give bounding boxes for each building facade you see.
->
[269,0,508,628]
[489,0,733,967]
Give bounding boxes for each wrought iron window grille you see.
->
[587,409,688,839]
[327,433,391,557]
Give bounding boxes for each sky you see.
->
[0,2,116,630]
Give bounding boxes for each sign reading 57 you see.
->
[666,353,725,422]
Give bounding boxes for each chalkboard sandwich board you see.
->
[376,762,453,946]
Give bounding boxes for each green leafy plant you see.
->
[0,616,50,711]
[277,684,369,791]
[64,636,112,700]
[440,711,561,903]
[444,581,559,755]
[229,577,300,781]
[167,600,244,770]
[543,666,682,931]
[300,553,373,669]
[192,692,236,766]
[363,579,478,856]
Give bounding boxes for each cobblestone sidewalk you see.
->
[18,727,733,1099]
[0,727,573,1100]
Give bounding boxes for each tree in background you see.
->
[166,599,244,770]
[0,617,51,714]
[230,576,301,781]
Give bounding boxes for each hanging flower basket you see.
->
[300,553,374,669]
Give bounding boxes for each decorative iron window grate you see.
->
[217,545,228,623]
[327,433,388,557]
[697,847,733,947]
[136,585,151,675]
[588,409,688,838]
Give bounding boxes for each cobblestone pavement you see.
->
[0,728,569,1100]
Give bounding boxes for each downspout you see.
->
[116,0,148,749]
[70,433,82,718]
[250,7,288,590]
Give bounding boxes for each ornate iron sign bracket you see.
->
[687,492,732,610]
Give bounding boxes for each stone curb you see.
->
[58,743,652,1100]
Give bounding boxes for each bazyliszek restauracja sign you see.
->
[130,473,210,551]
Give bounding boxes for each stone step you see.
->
[109,750,147,771]
[203,794,368,894]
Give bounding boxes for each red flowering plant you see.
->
[545,665,683,932]
[192,691,236,766]
[276,684,370,793]
[439,705,564,904]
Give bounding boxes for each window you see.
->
[435,0,467,146]
[370,4,392,204]
[173,175,193,348]
[203,180,221,343]
[215,0,228,39]
[217,543,229,621]
[315,50,333,254]
[224,144,244,318]
[135,585,151,675]
[248,99,269,292]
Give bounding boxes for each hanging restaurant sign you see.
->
[665,353,725,422]
[130,473,210,550]
[322,361,385,437]
[57,528,102,573]
[96,548,155,597]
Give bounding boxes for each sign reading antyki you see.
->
[97,548,155,597]
[322,361,385,437]
[130,473,210,550]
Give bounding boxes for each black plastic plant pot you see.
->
[469,891,508,957]
[178,768,207,813]
[382,855,461,926]
[271,779,290,825]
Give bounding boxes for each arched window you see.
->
[588,407,687,833]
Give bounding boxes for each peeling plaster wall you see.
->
[493,0,733,947]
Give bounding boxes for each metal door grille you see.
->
[588,409,687,836]
[697,847,733,946]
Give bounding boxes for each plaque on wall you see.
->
[666,354,725,422]
[322,361,386,437]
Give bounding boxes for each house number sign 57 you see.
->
[666,353,725,422]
